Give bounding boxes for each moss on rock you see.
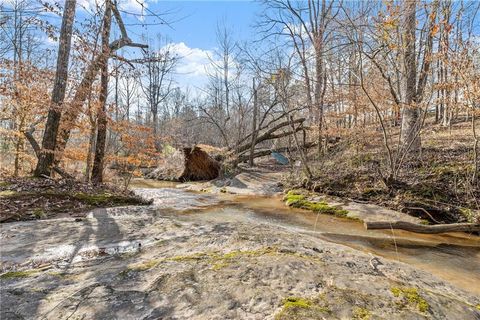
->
[0,270,39,279]
[284,190,350,218]
[352,307,371,320]
[391,287,429,313]
[275,296,330,320]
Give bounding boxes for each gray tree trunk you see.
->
[91,1,112,184]
[400,0,421,153]
[249,78,258,167]
[34,0,76,177]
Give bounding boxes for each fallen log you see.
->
[235,118,306,154]
[236,142,318,163]
[364,221,480,234]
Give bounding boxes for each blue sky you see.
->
[7,0,263,91]
[143,1,261,49]
[112,0,262,91]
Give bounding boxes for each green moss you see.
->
[211,262,229,270]
[275,296,330,319]
[74,192,131,206]
[118,259,160,278]
[206,248,277,270]
[0,270,38,279]
[118,247,323,277]
[476,304,480,311]
[0,190,16,197]
[0,181,12,187]
[284,190,350,218]
[459,208,478,223]
[284,194,307,206]
[129,260,159,271]
[169,253,208,262]
[391,287,429,313]
[32,208,46,219]
[282,297,313,309]
[352,307,371,320]
[159,247,321,271]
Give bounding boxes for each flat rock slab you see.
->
[133,188,222,210]
[308,194,422,223]
[1,205,479,320]
[181,171,284,196]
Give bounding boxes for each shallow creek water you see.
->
[129,179,480,296]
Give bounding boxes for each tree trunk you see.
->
[14,126,24,177]
[249,78,258,167]
[364,221,480,234]
[85,122,96,182]
[91,2,112,184]
[34,0,76,177]
[400,0,421,154]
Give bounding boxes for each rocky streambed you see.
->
[1,187,479,319]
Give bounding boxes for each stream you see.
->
[197,195,480,296]
[129,179,480,296]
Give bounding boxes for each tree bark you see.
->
[400,0,421,153]
[91,1,112,184]
[236,117,305,155]
[364,221,480,234]
[249,78,258,167]
[34,0,76,177]
[238,142,317,163]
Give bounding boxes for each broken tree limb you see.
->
[364,221,480,234]
[235,117,306,154]
[237,142,318,163]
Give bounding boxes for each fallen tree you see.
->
[147,145,222,182]
[236,142,317,163]
[364,221,480,234]
[234,117,306,155]
[179,146,221,181]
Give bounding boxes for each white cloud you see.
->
[163,42,222,92]
[165,42,241,95]
[118,0,149,14]
[168,42,214,77]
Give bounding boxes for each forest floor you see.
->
[286,121,480,225]
[0,178,150,223]
[1,187,479,319]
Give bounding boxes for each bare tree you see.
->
[259,0,338,156]
[400,0,421,153]
[91,0,112,184]
[34,0,77,177]
[138,40,178,150]
[52,2,148,168]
